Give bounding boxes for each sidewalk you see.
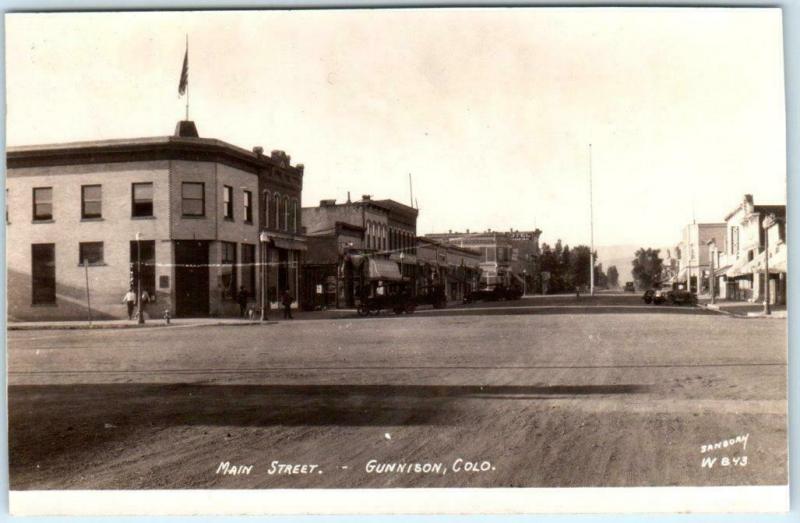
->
[698,298,787,319]
[7,308,360,331]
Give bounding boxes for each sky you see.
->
[5,8,787,247]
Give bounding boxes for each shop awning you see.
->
[368,258,403,282]
[273,237,307,251]
[714,265,732,277]
[726,255,753,278]
[747,249,786,274]
[512,272,524,284]
[676,268,687,281]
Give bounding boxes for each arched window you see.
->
[283,196,289,231]
[263,191,270,228]
[273,193,280,230]
[382,226,387,251]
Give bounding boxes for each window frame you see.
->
[81,185,102,219]
[181,182,206,217]
[79,241,105,266]
[243,190,253,223]
[33,187,53,221]
[131,182,154,218]
[223,185,234,220]
[273,193,281,230]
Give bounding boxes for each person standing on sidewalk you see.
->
[236,286,249,318]
[122,288,136,320]
[281,289,294,319]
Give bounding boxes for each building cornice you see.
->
[7,136,304,188]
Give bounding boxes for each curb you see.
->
[7,320,275,331]
[698,303,786,319]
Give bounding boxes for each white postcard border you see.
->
[9,486,789,516]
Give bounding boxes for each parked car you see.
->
[624,282,636,292]
[666,288,698,306]
[642,286,697,306]
[464,284,522,303]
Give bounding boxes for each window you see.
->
[283,196,289,231]
[273,193,280,229]
[32,243,56,304]
[221,241,237,300]
[79,242,104,265]
[132,183,153,217]
[241,243,255,296]
[129,240,156,299]
[291,199,298,232]
[243,190,253,223]
[223,186,233,219]
[33,187,53,221]
[81,185,102,219]
[181,182,205,217]
[263,192,270,227]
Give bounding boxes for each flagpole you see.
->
[589,143,594,297]
[185,34,189,121]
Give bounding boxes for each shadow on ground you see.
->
[8,382,652,479]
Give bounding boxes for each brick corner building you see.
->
[7,121,305,320]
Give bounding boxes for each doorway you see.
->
[174,240,209,317]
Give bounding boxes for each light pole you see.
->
[136,232,144,324]
[762,214,774,315]
[260,231,269,321]
[522,269,527,296]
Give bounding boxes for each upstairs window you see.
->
[223,185,233,219]
[132,183,153,217]
[282,196,289,231]
[273,193,280,229]
[182,182,205,217]
[81,185,102,219]
[33,187,53,221]
[243,190,253,223]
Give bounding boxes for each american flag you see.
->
[178,47,188,96]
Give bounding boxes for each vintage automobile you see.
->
[666,288,698,306]
[464,284,522,303]
[642,286,697,306]
[624,282,636,293]
[356,280,417,316]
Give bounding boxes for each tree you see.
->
[632,248,664,290]
[607,265,619,288]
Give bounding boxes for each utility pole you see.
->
[589,143,595,296]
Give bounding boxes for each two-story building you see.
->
[714,194,786,303]
[425,228,541,291]
[6,120,305,320]
[301,195,417,308]
[675,222,726,294]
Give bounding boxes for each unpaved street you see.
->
[8,295,787,489]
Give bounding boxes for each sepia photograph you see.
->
[4,7,789,515]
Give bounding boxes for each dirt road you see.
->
[8,297,787,489]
